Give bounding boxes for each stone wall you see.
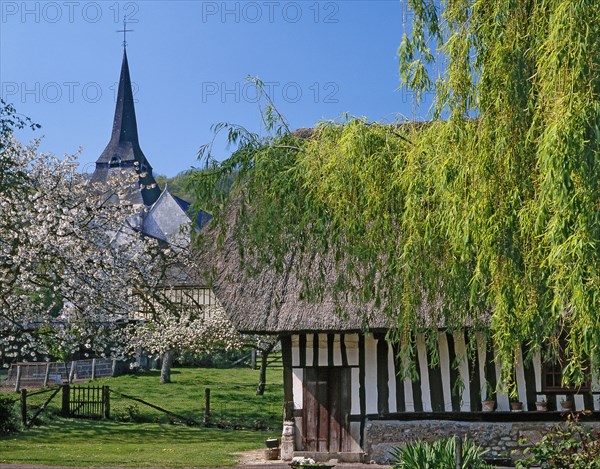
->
[365,419,600,464]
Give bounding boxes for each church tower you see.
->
[91,49,161,206]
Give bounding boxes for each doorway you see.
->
[302,367,351,452]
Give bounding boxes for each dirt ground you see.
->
[233,449,392,468]
[0,449,393,469]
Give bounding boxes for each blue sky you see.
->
[1,1,433,177]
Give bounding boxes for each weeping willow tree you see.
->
[189,1,600,392]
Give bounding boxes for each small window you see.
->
[109,155,122,168]
[542,347,590,392]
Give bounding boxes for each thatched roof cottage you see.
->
[200,191,600,465]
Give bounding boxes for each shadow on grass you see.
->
[107,369,182,380]
[2,368,285,467]
[1,418,276,468]
[7,418,272,444]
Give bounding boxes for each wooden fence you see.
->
[17,384,279,428]
[62,385,110,419]
[3,359,128,391]
[18,384,110,426]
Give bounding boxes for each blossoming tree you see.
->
[0,101,242,382]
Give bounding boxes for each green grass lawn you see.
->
[104,367,284,429]
[0,366,284,467]
[0,420,271,467]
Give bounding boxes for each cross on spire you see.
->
[117,16,133,48]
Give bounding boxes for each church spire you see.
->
[108,49,140,147]
[92,49,161,206]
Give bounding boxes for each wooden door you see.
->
[302,367,351,452]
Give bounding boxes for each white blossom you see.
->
[0,132,241,364]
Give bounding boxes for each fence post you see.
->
[43,363,50,387]
[91,359,96,380]
[61,384,70,416]
[455,435,462,469]
[250,349,257,370]
[14,365,21,392]
[68,361,76,383]
[204,388,211,427]
[20,389,27,426]
[111,359,117,377]
[102,386,110,419]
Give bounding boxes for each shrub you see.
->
[390,437,492,469]
[112,403,144,422]
[0,395,20,435]
[516,412,600,468]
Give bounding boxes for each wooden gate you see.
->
[61,385,110,419]
[302,367,351,452]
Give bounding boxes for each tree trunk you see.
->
[256,343,276,396]
[160,350,174,384]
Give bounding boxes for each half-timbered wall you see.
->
[283,332,600,454]
[132,287,219,321]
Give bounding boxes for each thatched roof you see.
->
[196,123,479,335]
[195,203,399,335]
[208,253,393,335]
[200,217,487,334]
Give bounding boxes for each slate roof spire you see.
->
[91,48,161,206]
